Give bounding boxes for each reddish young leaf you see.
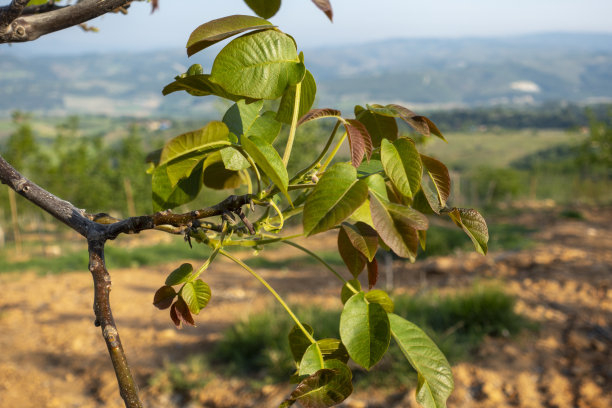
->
[367,258,379,289]
[311,0,333,21]
[174,298,196,327]
[297,108,341,126]
[170,302,181,328]
[153,285,176,310]
[341,222,378,262]
[344,119,373,168]
[420,154,451,208]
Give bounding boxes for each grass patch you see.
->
[0,240,208,275]
[152,284,533,397]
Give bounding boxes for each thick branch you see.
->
[0,154,91,236]
[89,241,143,408]
[0,0,132,43]
[0,0,28,32]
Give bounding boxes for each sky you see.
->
[2,0,612,55]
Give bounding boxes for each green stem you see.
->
[220,249,316,344]
[290,119,341,184]
[282,82,302,167]
[319,130,347,174]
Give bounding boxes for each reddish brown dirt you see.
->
[0,206,610,407]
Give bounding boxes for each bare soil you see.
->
[0,206,611,408]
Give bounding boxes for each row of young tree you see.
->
[1,112,152,221]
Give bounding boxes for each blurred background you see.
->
[0,1,611,407]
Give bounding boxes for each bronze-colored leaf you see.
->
[311,0,333,21]
[153,286,176,310]
[367,258,378,290]
[297,108,341,126]
[344,119,373,168]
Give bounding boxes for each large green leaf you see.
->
[447,208,489,255]
[160,121,230,165]
[240,135,289,199]
[276,69,317,124]
[222,99,263,137]
[303,163,369,236]
[355,105,398,148]
[389,314,454,408]
[281,361,352,408]
[339,292,390,370]
[152,161,203,211]
[243,0,281,19]
[247,111,282,144]
[365,290,394,313]
[420,154,451,209]
[369,193,428,261]
[162,74,247,101]
[381,138,422,199]
[202,152,245,190]
[186,15,274,56]
[210,30,305,100]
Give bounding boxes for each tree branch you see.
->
[89,240,143,408]
[0,0,28,33]
[0,0,132,43]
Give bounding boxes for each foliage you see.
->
[145,9,489,407]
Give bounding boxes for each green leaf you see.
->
[222,99,263,137]
[162,74,248,101]
[281,362,352,408]
[277,70,317,124]
[311,0,333,21]
[365,173,389,201]
[421,154,451,209]
[299,342,325,376]
[160,121,230,166]
[355,106,398,148]
[181,280,211,315]
[186,14,275,56]
[318,339,350,364]
[202,152,245,190]
[341,279,361,304]
[210,30,305,100]
[152,161,203,211]
[365,290,394,313]
[343,119,373,168]
[289,323,315,363]
[389,314,453,408]
[337,226,366,278]
[341,222,378,262]
[381,138,422,199]
[357,158,383,177]
[247,111,282,144]
[240,135,289,199]
[339,292,390,370]
[153,286,176,310]
[243,0,281,19]
[220,146,250,171]
[448,208,489,255]
[165,263,194,286]
[297,108,342,126]
[369,193,428,261]
[303,163,369,236]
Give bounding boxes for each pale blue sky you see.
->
[2,0,612,55]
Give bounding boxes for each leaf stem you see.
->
[319,130,347,174]
[282,82,302,167]
[219,249,316,344]
[290,119,341,184]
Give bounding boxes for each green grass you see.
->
[0,240,209,275]
[151,284,534,397]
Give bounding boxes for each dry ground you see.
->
[0,206,611,407]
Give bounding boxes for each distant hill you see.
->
[1,32,611,117]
